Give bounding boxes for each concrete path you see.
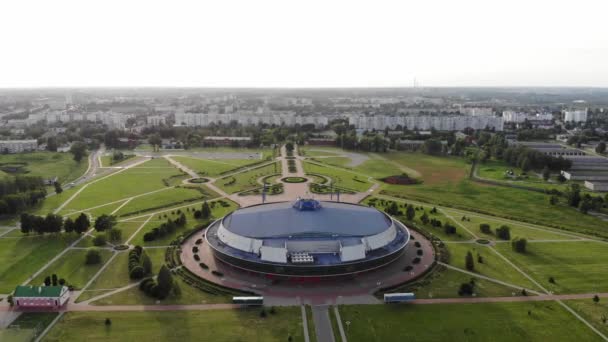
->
[301,305,311,342]
[312,305,335,342]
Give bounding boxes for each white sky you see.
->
[1,0,607,88]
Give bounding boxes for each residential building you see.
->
[563,109,588,122]
[0,140,38,153]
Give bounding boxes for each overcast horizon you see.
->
[2,0,607,88]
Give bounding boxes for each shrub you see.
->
[195,238,203,245]
[193,254,200,261]
[511,237,527,253]
[85,249,102,265]
[458,281,475,296]
[496,225,511,240]
[416,249,423,256]
[192,246,199,253]
[403,265,413,272]
[412,257,421,264]
[444,224,457,235]
[414,241,421,248]
[479,223,491,234]
[199,262,209,269]
[211,270,224,277]
[92,234,107,246]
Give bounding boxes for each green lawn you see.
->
[76,248,166,303]
[378,152,608,238]
[338,302,601,341]
[29,249,113,289]
[299,147,342,157]
[494,241,608,294]
[565,299,608,337]
[363,197,474,241]
[445,243,541,291]
[0,312,58,342]
[91,275,229,306]
[0,234,78,292]
[0,152,88,184]
[130,199,238,246]
[61,159,183,211]
[442,209,580,241]
[308,156,352,167]
[302,161,371,192]
[45,308,305,342]
[172,156,263,176]
[477,159,577,192]
[406,268,518,299]
[114,187,211,217]
[215,162,281,194]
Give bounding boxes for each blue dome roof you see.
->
[223,201,392,238]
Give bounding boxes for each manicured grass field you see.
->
[477,159,577,192]
[338,302,601,341]
[215,162,281,194]
[565,299,608,337]
[0,312,58,342]
[0,152,87,184]
[299,147,342,157]
[92,275,229,306]
[494,241,608,294]
[76,248,166,303]
[442,209,579,241]
[308,156,352,167]
[129,199,238,246]
[29,248,113,290]
[407,268,517,299]
[172,156,263,176]
[61,159,184,211]
[363,196,474,241]
[351,157,405,179]
[445,243,541,291]
[113,187,210,217]
[45,309,305,342]
[302,161,371,192]
[0,235,78,292]
[381,178,608,238]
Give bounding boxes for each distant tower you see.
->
[65,92,73,110]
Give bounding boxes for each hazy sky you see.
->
[1,0,607,88]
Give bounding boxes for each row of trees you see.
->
[139,265,175,299]
[128,246,152,279]
[0,176,47,216]
[20,212,120,235]
[143,213,187,242]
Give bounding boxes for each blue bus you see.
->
[232,296,264,306]
[384,293,415,303]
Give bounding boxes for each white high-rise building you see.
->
[503,111,553,123]
[347,115,503,131]
[563,109,588,122]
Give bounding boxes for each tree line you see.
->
[20,212,90,234]
[0,176,47,215]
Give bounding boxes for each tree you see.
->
[406,204,415,221]
[43,213,63,233]
[465,251,475,271]
[479,223,491,234]
[64,217,75,233]
[74,213,90,234]
[596,142,606,154]
[549,195,559,205]
[93,234,107,246]
[566,184,582,207]
[85,249,102,265]
[593,295,600,303]
[511,238,527,253]
[496,225,511,240]
[156,265,174,299]
[420,212,429,224]
[201,201,211,220]
[423,139,443,156]
[285,142,294,152]
[69,141,88,162]
[54,181,63,194]
[556,173,567,183]
[148,134,162,148]
[542,167,550,181]
[44,276,51,286]
[107,228,122,243]
[51,274,58,286]
[579,197,593,214]
[94,214,117,232]
[20,213,32,234]
[142,252,152,275]
[519,157,531,172]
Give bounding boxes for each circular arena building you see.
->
[205,199,410,277]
